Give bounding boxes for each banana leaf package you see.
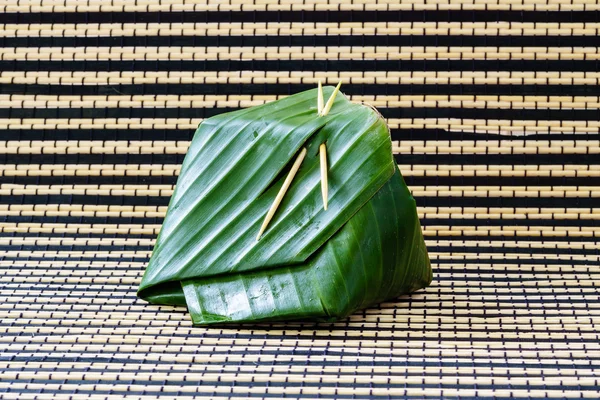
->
[138,84,432,325]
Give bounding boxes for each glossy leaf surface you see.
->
[137,87,432,324]
[182,170,432,324]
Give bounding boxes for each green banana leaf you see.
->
[137,86,432,324]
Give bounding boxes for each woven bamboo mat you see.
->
[1,1,599,399]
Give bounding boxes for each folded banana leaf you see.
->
[137,86,432,325]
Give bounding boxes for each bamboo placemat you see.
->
[0,1,599,399]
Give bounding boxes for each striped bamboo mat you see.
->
[1,1,599,399]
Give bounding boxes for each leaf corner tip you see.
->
[319,80,343,117]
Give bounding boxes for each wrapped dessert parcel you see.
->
[138,83,432,325]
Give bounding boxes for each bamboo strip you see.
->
[1,164,596,178]
[4,303,598,320]
[3,260,597,271]
[2,183,599,198]
[0,118,201,129]
[0,224,598,238]
[2,94,600,109]
[2,266,598,280]
[426,239,600,250]
[5,297,598,313]
[387,118,600,133]
[5,272,600,285]
[3,290,596,308]
[0,222,161,235]
[0,184,174,196]
[411,185,600,197]
[2,0,599,12]
[1,117,599,133]
[0,204,598,221]
[420,207,600,220]
[2,362,599,379]
[0,164,181,177]
[0,370,597,388]
[4,283,595,296]
[0,204,167,218]
[0,394,235,400]
[422,225,600,237]
[0,249,152,258]
[1,46,598,61]
[0,381,598,398]
[2,237,598,258]
[4,294,599,312]
[2,22,599,37]
[0,237,155,246]
[2,252,597,270]
[1,326,598,348]
[2,70,599,86]
[0,139,598,155]
[2,334,599,351]
[399,164,600,178]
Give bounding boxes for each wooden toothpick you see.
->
[319,143,328,210]
[319,81,342,116]
[256,147,307,240]
[317,80,324,115]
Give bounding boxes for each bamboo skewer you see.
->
[256,147,307,241]
[317,80,324,115]
[319,143,328,210]
[317,81,340,210]
[258,80,338,240]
